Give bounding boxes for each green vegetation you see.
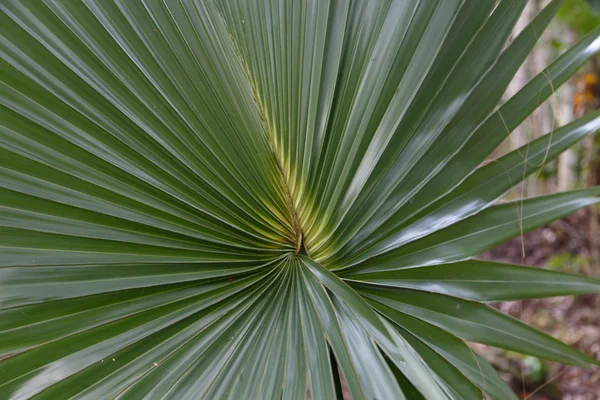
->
[1,1,600,398]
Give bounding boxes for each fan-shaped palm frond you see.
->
[1,0,599,399]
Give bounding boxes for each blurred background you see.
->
[477,1,600,398]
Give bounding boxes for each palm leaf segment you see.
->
[1,0,600,398]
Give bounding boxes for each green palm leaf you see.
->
[1,0,599,398]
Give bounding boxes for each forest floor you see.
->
[477,208,600,400]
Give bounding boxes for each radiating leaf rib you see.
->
[0,0,297,246]
[345,187,600,274]
[114,266,287,400]
[251,291,291,400]
[1,1,599,398]
[346,109,600,265]
[308,0,465,254]
[201,265,293,399]
[301,257,450,400]
[394,326,483,400]
[281,264,307,400]
[315,0,523,261]
[297,261,337,400]
[0,227,267,267]
[0,96,286,249]
[399,23,600,228]
[358,285,599,367]
[0,267,281,398]
[0,202,239,253]
[304,0,414,232]
[0,128,275,250]
[216,0,351,200]
[25,275,273,399]
[331,297,407,400]
[0,271,270,355]
[298,267,367,400]
[346,259,600,302]
[368,301,518,400]
[106,0,287,222]
[327,0,575,265]
[0,259,274,308]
